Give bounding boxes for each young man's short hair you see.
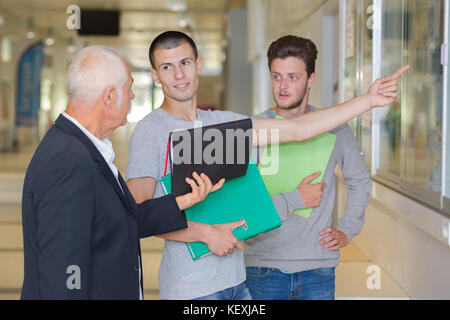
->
[267,35,318,77]
[149,31,198,69]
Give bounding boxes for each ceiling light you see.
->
[178,18,188,28]
[177,12,191,28]
[45,38,54,46]
[26,18,36,40]
[1,38,11,62]
[67,38,77,54]
[45,27,55,46]
[166,0,187,12]
[26,31,35,40]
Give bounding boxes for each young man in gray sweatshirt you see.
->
[244,35,373,300]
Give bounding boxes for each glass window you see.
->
[344,0,373,168]
[342,0,449,214]
[359,0,374,169]
[379,0,404,177]
[445,0,450,207]
[344,0,358,103]
[403,0,443,192]
[376,0,444,208]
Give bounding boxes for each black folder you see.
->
[169,118,253,197]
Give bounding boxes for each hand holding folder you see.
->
[259,132,336,218]
[161,161,282,260]
[206,220,246,256]
[174,172,225,211]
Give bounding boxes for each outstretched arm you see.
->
[253,65,409,145]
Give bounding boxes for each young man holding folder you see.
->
[245,35,375,300]
[126,31,407,300]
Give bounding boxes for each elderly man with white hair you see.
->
[20,45,223,300]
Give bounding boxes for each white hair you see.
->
[67,45,128,107]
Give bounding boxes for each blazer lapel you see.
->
[54,115,132,212]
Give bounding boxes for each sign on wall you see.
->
[16,42,44,127]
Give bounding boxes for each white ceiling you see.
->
[0,0,236,73]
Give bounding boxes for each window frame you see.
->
[442,0,450,212]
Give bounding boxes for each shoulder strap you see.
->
[163,135,172,177]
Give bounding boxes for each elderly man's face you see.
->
[115,61,135,126]
[150,42,201,104]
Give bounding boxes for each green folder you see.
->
[259,132,336,218]
[160,162,282,260]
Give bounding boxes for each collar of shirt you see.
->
[61,112,117,178]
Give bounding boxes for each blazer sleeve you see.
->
[135,194,188,238]
[33,153,94,299]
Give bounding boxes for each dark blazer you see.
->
[21,115,187,300]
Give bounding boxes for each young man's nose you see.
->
[174,66,185,80]
[280,78,289,90]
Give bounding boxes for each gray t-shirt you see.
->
[126,108,249,300]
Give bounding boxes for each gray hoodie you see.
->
[244,107,372,272]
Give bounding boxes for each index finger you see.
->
[320,227,333,236]
[391,65,410,79]
[235,240,245,251]
[185,177,199,194]
[192,172,206,192]
[200,173,213,190]
[302,171,321,184]
[221,219,246,232]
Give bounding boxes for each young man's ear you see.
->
[307,72,317,89]
[103,86,117,108]
[196,57,203,74]
[150,69,161,85]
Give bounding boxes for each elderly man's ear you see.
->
[150,69,161,85]
[103,85,118,108]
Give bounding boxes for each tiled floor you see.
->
[0,143,409,300]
